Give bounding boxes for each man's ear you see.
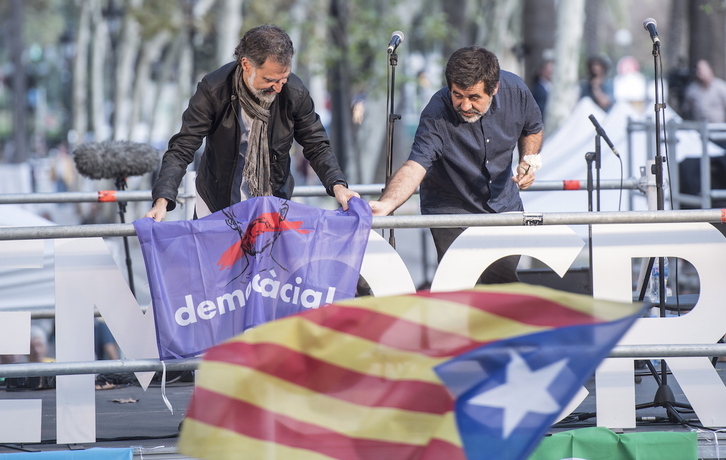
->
[491,82,500,96]
[240,57,251,73]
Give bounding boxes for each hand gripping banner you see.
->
[134,196,372,360]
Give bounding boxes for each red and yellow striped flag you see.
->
[178,283,640,460]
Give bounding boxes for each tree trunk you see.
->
[665,0,688,68]
[148,31,186,145]
[71,0,91,147]
[473,0,523,74]
[688,0,726,77]
[441,0,469,58]
[286,0,312,73]
[522,0,556,87]
[327,0,352,174]
[90,0,110,141]
[130,31,171,142]
[547,0,586,135]
[216,0,243,67]
[113,0,143,141]
[176,5,196,125]
[583,0,601,58]
[9,0,27,163]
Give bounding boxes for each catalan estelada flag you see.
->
[178,284,644,460]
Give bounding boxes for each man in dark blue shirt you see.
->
[369,46,543,283]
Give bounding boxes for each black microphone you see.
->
[588,114,620,158]
[643,18,660,44]
[73,140,160,180]
[387,31,404,54]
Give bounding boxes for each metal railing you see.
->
[0,179,642,205]
[3,343,726,379]
[0,357,199,378]
[629,118,726,209]
[0,208,722,241]
[0,181,724,379]
[667,120,726,209]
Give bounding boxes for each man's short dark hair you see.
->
[233,24,294,68]
[445,46,500,95]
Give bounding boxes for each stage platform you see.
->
[2,364,726,459]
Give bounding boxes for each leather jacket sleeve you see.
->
[152,63,236,211]
[151,72,226,211]
[285,76,347,196]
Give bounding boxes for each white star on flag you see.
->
[468,350,569,438]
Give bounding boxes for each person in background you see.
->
[682,59,726,125]
[368,46,543,284]
[0,325,53,365]
[682,59,726,153]
[95,319,120,360]
[613,55,648,113]
[28,325,54,363]
[530,59,553,116]
[144,24,358,221]
[1,326,55,390]
[667,56,692,116]
[580,54,615,112]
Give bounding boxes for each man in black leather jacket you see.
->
[145,24,359,221]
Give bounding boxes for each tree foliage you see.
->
[1,0,724,171]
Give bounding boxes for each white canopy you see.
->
[522,97,725,214]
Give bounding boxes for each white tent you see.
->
[522,97,725,215]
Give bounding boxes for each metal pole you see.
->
[0,180,642,205]
[5,345,726,378]
[0,358,200,378]
[0,209,723,241]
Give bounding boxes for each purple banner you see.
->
[134,197,372,360]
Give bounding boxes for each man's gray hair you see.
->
[234,24,294,68]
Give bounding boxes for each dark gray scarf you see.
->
[235,65,273,197]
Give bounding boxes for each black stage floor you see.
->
[0,373,192,457]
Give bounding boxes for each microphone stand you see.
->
[114,176,136,297]
[585,151,595,295]
[585,127,604,295]
[634,37,691,425]
[594,133,602,211]
[384,49,401,249]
